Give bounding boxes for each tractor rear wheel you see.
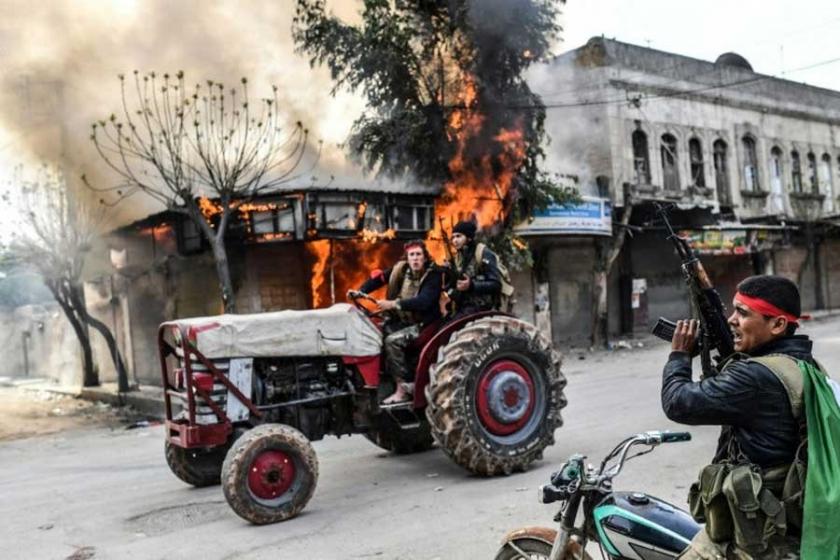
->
[164,441,227,487]
[425,316,566,476]
[221,423,318,525]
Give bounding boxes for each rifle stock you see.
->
[438,217,460,316]
[654,205,735,377]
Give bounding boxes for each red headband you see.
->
[404,242,424,251]
[734,292,799,325]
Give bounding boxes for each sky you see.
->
[1,0,840,242]
[562,0,840,91]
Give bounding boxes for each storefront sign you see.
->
[680,229,783,255]
[516,196,612,236]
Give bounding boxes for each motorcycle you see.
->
[495,431,701,560]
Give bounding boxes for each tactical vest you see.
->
[688,354,814,555]
[386,261,429,324]
[454,243,514,311]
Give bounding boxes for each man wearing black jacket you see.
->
[447,220,502,317]
[356,240,442,404]
[663,275,811,559]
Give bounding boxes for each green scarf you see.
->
[800,360,840,559]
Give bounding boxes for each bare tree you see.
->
[4,167,129,390]
[88,71,311,313]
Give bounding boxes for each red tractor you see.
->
[158,296,566,524]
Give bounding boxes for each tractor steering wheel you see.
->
[347,290,382,318]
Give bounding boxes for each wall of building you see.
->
[0,304,83,385]
[544,239,597,345]
[822,240,840,310]
[238,243,309,313]
[544,39,840,217]
[627,233,689,331]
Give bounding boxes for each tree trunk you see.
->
[209,235,236,313]
[589,196,634,348]
[186,200,237,314]
[48,283,98,387]
[590,268,609,348]
[67,284,131,393]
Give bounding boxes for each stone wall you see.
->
[0,304,82,385]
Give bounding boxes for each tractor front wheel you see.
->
[221,423,318,525]
[425,316,566,476]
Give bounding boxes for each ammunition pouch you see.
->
[689,463,787,553]
[689,463,733,541]
[781,440,808,534]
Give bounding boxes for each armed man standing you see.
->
[353,239,442,404]
[662,275,840,559]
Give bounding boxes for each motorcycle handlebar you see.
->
[661,431,692,443]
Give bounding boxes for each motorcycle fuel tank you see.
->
[593,492,700,560]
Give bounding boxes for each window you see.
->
[769,146,784,195]
[632,129,651,184]
[689,138,705,188]
[660,133,679,191]
[251,206,295,235]
[178,215,205,254]
[742,135,760,191]
[807,152,818,193]
[360,202,388,232]
[791,151,803,192]
[308,193,367,232]
[391,204,432,232]
[820,154,834,212]
[713,139,730,203]
[769,147,785,213]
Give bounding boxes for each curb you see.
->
[79,386,165,420]
[13,381,166,420]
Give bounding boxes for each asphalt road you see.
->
[1,316,838,560]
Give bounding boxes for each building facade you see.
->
[527,37,840,344]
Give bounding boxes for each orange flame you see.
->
[198,197,222,220]
[427,76,527,260]
[305,238,400,308]
[308,239,331,308]
[305,75,529,308]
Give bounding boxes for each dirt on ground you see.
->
[0,386,146,441]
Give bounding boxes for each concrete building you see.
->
[526,37,840,344]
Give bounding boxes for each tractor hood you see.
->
[164,303,382,359]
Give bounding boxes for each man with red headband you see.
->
[662,275,819,559]
[354,239,442,404]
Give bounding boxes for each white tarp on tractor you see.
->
[168,304,382,358]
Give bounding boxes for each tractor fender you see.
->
[412,311,512,409]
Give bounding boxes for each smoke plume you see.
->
[0,0,367,230]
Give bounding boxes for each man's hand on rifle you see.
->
[456,275,471,292]
[672,319,699,354]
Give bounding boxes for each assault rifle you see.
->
[651,204,735,378]
[438,217,464,316]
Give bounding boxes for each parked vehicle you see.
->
[496,431,700,560]
[158,295,566,524]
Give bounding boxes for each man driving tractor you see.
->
[353,239,443,404]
